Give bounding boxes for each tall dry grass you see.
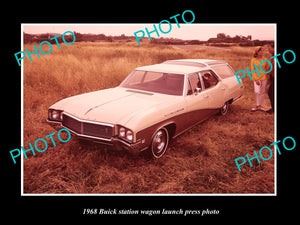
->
[23,42,274,194]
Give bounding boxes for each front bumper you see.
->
[111,137,145,151]
[47,119,145,152]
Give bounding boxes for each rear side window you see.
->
[212,65,235,79]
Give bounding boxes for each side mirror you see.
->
[195,87,201,95]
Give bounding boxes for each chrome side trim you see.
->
[231,94,243,103]
[136,107,218,135]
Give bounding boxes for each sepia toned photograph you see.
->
[21,24,276,194]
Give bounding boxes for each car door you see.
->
[184,72,213,129]
[211,64,244,102]
[199,70,226,109]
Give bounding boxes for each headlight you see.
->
[48,109,63,122]
[118,126,134,143]
[126,130,133,142]
[119,127,126,138]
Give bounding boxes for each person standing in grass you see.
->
[267,43,274,113]
[250,46,270,112]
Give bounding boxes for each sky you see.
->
[22,24,276,41]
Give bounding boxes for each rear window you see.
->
[212,65,235,79]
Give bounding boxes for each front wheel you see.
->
[151,127,169,158]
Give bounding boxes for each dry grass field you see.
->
[23,41,274,194]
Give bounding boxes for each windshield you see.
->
[120,70,184,96]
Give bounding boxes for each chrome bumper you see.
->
[47,119,144,152]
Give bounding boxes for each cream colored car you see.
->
[47,59,244,158]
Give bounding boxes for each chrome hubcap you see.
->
[153,130,166,154]
[222,103,228,113]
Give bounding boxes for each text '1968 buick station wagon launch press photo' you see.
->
[47,59,244,158]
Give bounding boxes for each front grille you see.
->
[62,113,113,140]
[63,113,81,133]
[83,123,112,139]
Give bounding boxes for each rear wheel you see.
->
[219,102,229,115]
[151,127,169,158]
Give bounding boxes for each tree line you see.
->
[23,32,273,46]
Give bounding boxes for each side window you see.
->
[212,65,235,79]
[200,71,218,89]
[187,73,202,95]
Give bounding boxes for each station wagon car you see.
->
[47,59,244,158]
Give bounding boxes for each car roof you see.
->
[163,59,227,67]
[135,59,227,74]
[135,63,202,74]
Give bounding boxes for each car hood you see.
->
[50,87,177,126]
